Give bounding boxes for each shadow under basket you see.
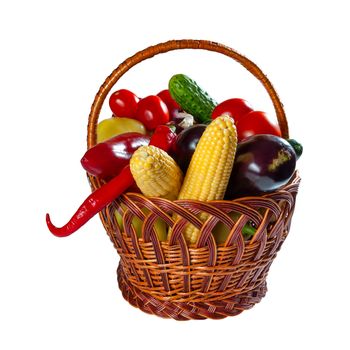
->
[86,39,301,320]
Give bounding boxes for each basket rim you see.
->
[99,170,300,251]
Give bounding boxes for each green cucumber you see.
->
[287,139,303,160]
[169,74,217,124]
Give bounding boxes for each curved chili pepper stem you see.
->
[46,166,134,237]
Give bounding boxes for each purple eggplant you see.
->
[169,124,207,173]
[225,134,297,199]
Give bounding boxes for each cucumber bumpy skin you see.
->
[168,74,217,124]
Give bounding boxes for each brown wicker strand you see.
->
[117,263,268,320]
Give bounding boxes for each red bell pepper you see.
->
[81,132,150,180]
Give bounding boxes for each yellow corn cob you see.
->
[177,115,237,244]
[130,145,183,200]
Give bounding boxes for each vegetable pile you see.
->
[46,74,302,245]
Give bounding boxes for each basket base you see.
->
[117,263,267,320]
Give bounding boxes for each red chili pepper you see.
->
[149,124,176,152]
[46,166,134,237]
[46,130,173,237]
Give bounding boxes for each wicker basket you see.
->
[87,39,301,320]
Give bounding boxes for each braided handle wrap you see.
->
[87,39,288,149]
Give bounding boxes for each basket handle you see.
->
[87,39,289,148]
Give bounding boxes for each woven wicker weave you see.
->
[86,39,301,320]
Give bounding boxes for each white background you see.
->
[1,0,349,349]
